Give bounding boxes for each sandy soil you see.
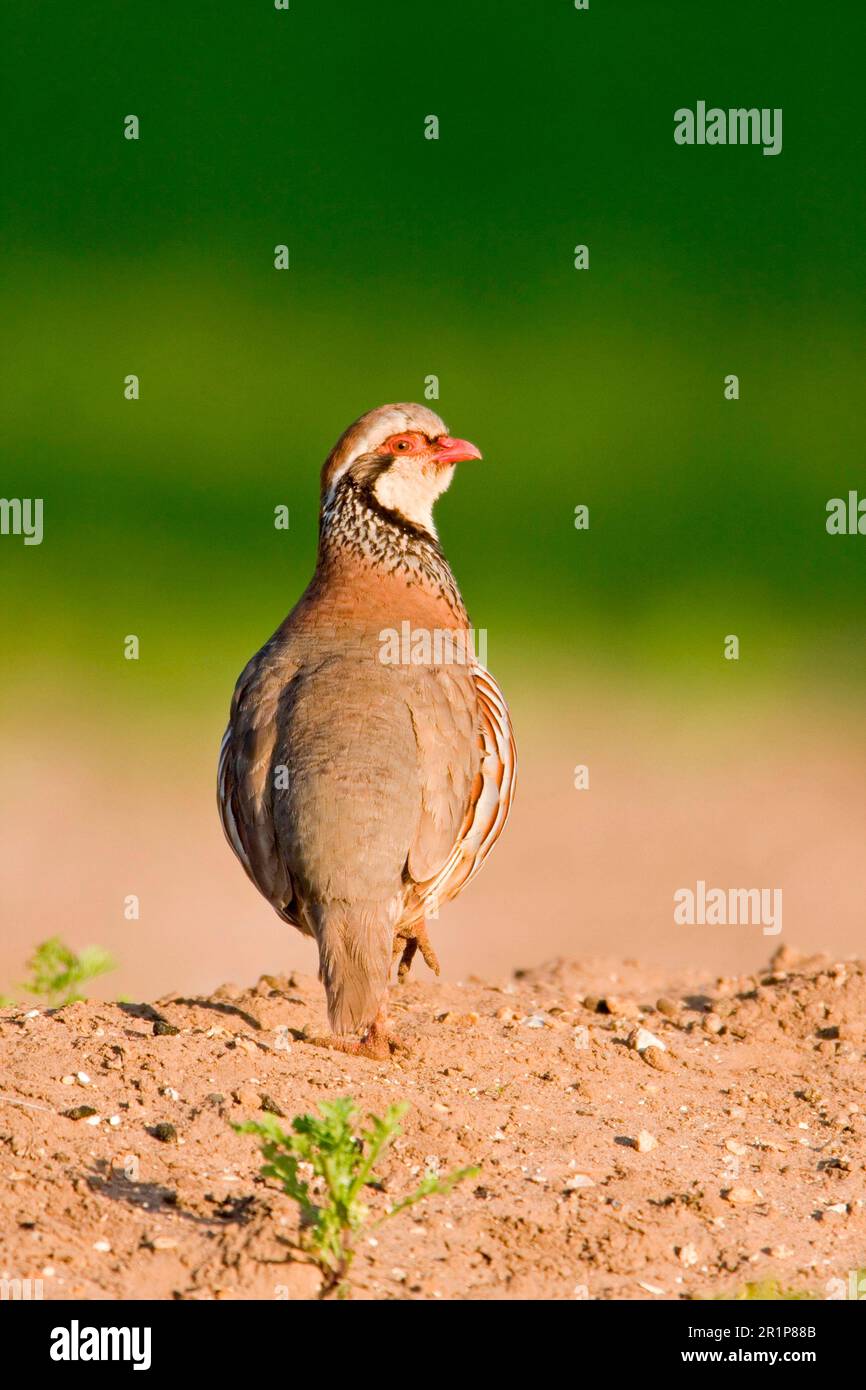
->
[2,693,865,1003]
[1,943,864,1301]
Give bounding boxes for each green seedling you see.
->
[236,1096,477,1297]
[20,936,116,1007]
[715,1278,816,1301]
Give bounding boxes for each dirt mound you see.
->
[1,947,864,1300]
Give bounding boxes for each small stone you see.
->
[153,1020,180,1037]
[564,1173,595,1190]
[260,1094,284,1116]
[643,1046,673,1072]
[703,1013,724,1035]
[151,1122,178,1144]
[725,1139,749,1156]
[150,1236,179,1250]
[162,1087,180,1101]
[232,1088,260,1109]
[76,1072,91,1085]
[724,1185,762,1206]
[60,1074,76,1085]
[771,944,801,969]
[63,1105,97,1121]
[604,997,641,1020]
[93,1240,111,1253]
[657,997,679,1019]
[634,1129,658,1153]
[215,982,244,999]
[628,1027,666,1054]
[678,1243,698,1267]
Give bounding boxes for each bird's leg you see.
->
[394,920,441,982]
[303,1005,405,1061]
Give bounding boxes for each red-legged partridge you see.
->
[218,404,516,1057]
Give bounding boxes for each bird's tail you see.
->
[313,901,395,1036]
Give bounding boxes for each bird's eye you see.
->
[392,436,413,452]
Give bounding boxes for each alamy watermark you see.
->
[674,103,782,157]
[826,491,865,534]
[379,621,487,667]
[674,880,782,936]
[0,1276,44,1300]
[0,497,43,545]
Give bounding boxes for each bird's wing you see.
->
[403,663,516,923]
[217,646,302,929]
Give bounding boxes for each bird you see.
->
[218,403,516,1058]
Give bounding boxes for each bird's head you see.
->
[321,403,482,538]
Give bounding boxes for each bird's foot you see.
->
[393,922,441,982]
[303,1015,405,1061]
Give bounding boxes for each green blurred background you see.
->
[1,1,865,993]
[3,0,865,708]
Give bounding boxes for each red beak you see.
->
[434,435,483,464]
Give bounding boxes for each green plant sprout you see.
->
[236,1096,477,1297]
[713,1278,816,1301]
[20,937,116,1007]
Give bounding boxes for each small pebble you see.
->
[634,1130,658,1153]
[724,1185,762,1206]
[628,1027,666,1054]
[643,1046,673,1072]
